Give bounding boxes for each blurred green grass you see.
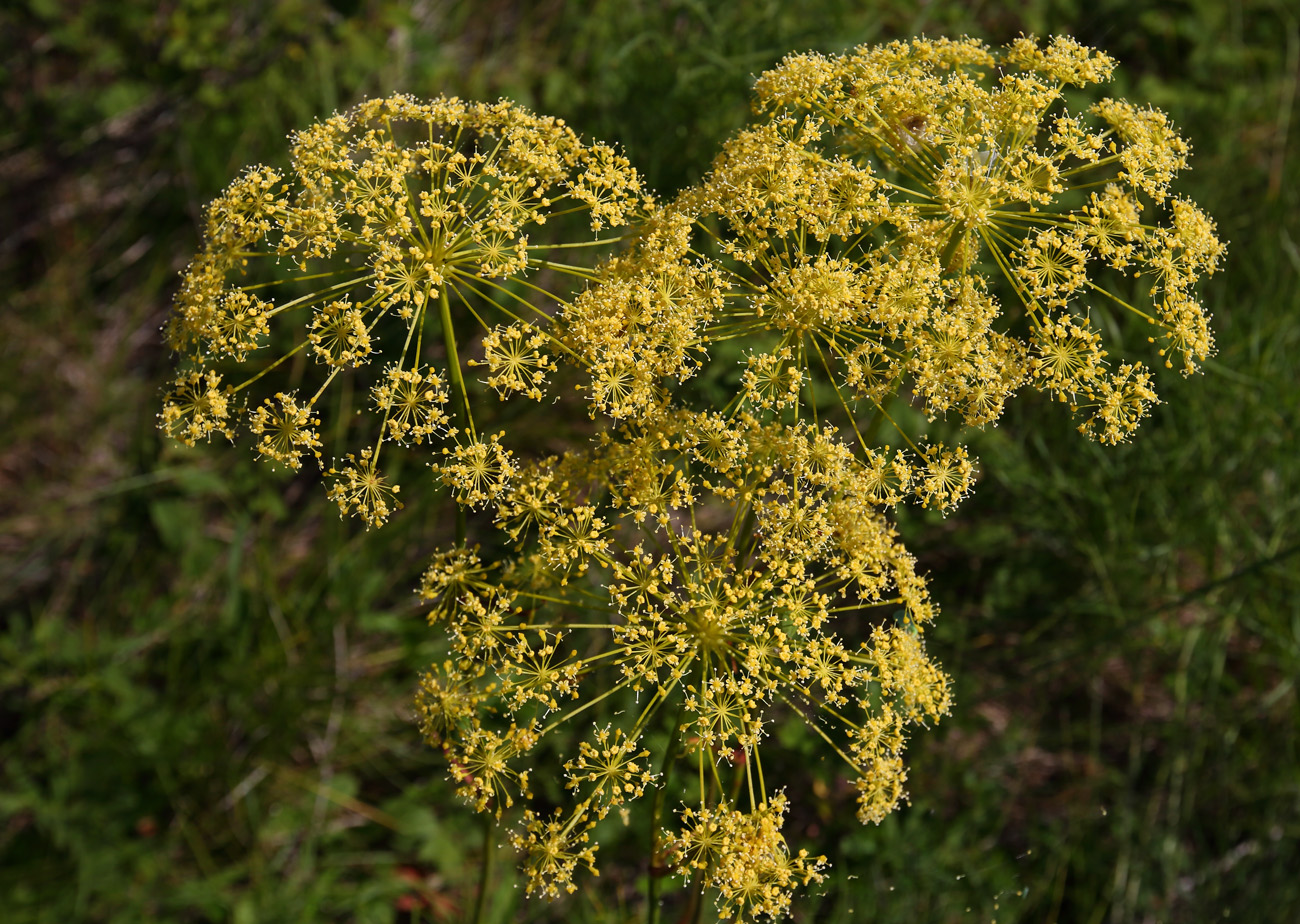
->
[1,1,1297,922]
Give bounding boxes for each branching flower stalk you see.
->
[160,35,1223,923]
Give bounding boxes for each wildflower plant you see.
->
[160,35,1223,922]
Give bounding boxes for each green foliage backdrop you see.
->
[2,1,1297,921]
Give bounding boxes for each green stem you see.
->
[472,810,495,924]
[732,503,758,564]
[438,283,470,546]
[439,288,475,441]
[648,703,686,924]
[538,673,634,737]
[938,222,968,273]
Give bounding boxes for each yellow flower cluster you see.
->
[417,408,950,905]
[671,794,827,920]
[739,34,1224,441]
[161,36,1222,920]
[159,93,649,525]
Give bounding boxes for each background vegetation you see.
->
[2,0,1297,921]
